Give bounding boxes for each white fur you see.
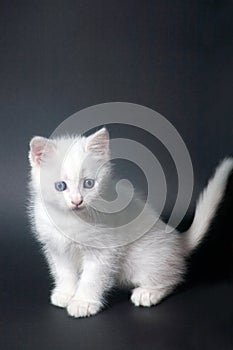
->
[28,128,233,317]
[184,158,233,253]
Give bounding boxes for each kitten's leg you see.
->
[46,252,79,308]
[129,264,182,307]
[67,251,114,318]
[127,235,185,307]
[129,263,183,307]
[127,254,183,307]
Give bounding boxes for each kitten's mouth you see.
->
[71,203,85,211]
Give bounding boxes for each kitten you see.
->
[28,128,233,318]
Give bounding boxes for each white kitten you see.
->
[28,128,233,317]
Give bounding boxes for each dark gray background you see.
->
[0,1,233,350]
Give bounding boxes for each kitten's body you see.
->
[28,128,233,317]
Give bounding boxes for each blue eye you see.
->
[55,181,67,192]
[83,179,95,189]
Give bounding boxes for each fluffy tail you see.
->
[185,158,233,254]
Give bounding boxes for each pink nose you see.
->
[71,199,83,207]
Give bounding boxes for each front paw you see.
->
[67,298,102,318]
[50,291,73,308]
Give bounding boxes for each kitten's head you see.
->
[29,128,111,212]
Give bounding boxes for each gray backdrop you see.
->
[0,2,233,350]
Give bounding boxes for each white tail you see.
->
[185,158,233,254]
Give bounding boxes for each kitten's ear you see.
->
[85,128,109,156]
[29,136,56,167]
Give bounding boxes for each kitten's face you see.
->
[29,128,110,212]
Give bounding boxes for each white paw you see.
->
[131,287,164,307]
[67,299,102,318]
[50,291,73,308]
